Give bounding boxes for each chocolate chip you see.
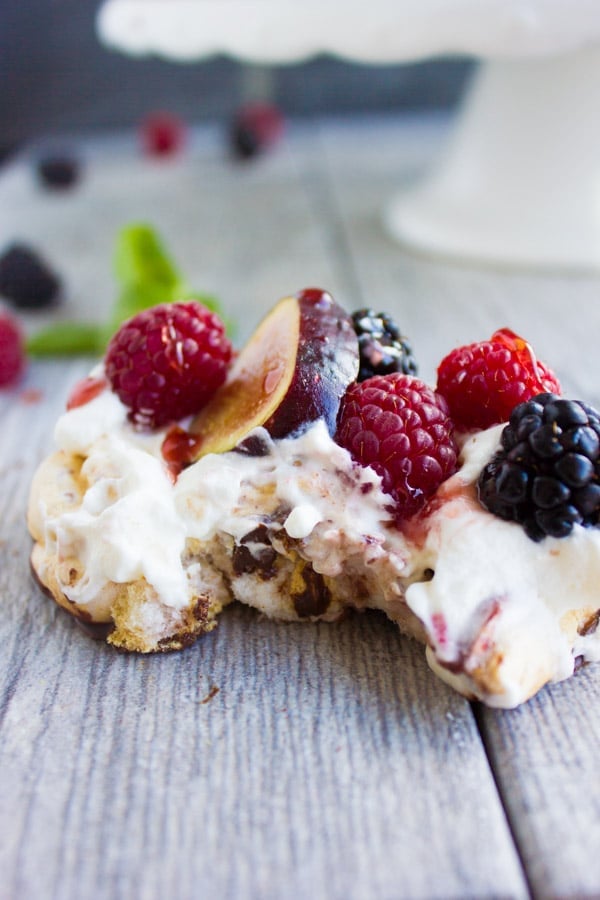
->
[232,525,277,578]
[234,434,271,457]
[291,565,331,618]
[240,524,271,545]
[233,544,276,577]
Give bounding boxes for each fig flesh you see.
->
[190,288,358,457]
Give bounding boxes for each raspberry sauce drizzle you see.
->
[161,425,204,480]
[66,376,108,410]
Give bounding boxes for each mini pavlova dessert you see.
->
[28,289,600,707]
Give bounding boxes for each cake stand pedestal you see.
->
[97,1,600,270]
[387,46,600,270]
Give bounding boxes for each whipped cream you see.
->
[35,385,600,706]
[174,419,397,557]
[51,432,188,613]
[408,427,600,706]
[44,386,407,610]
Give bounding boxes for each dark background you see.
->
[0,0,474,153]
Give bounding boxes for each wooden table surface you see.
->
[1,115,600,900]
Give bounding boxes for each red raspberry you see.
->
[141,113,186,157]
[436,328,561,430]
[105,301,232,429]
[0,311,25,387]
[335,373,458,520]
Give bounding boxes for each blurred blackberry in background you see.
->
[37,154,80,189]
[230,104,284,160]
[478,393,600,541]
[0,243,61,310]
[351,308,418,381]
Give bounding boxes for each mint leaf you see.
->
[27,223,235,356]
[114,223,181,290]
[26,322,105,356]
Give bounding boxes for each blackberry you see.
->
[478,393,600,541]
[351,308,418,381]
[230,104,284,161]
[231,123,260,159]
[37,154,80,189]
[0,243,61,310]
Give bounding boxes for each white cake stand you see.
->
[97,1,600,270]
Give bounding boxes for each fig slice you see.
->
[189,288,359,458]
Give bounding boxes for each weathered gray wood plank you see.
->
[0,600,526,900]
[319,114,600,899]
[0,122,530,899]
[477,673,600,899]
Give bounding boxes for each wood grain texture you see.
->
[477,671,600,899]
[1,115,599,898]
[0,602,526,899]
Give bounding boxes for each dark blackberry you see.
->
[231,124,259,159]
[351,308,418,381]
[230,104,284,160]
[0,243,61,310]
[478,393,600,541]
[36,154,80,189]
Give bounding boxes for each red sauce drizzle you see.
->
[20,388,43,405]
[66,376,108,410]
[431,612,448,648]
[161,425,203,480]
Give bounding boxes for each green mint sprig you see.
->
[26,322,107,356]
[27,223,231,356]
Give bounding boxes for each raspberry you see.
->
[0,243,61,310]
[141,113,186,157]
[351,308,418,381]
[0,312,25,387]
[436,328,560,430]
[335,373,458,519]
[230,104,284,160]
[479,394,600,541]
[105,301,233,429]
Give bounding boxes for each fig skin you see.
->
[265,288,359,438]
[190,288,359,457]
